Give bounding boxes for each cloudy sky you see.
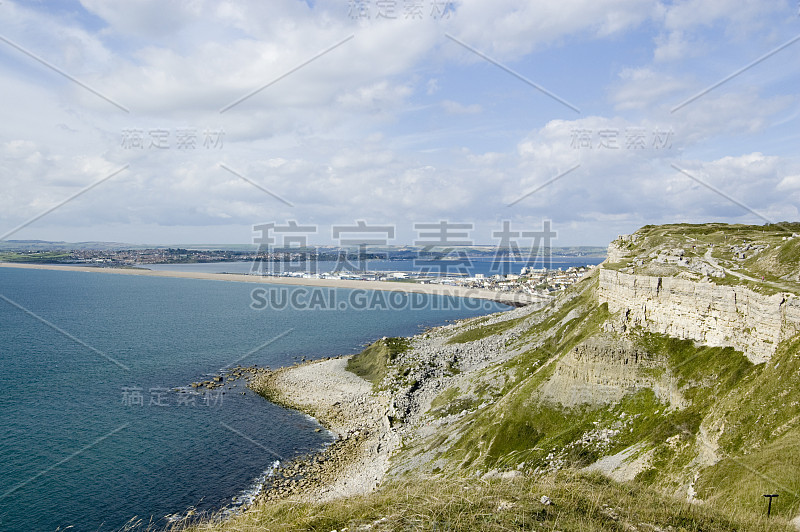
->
[0,0,798,247]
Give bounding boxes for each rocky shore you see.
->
[247,356,401,503]
[237,300,543,507]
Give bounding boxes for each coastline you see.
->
[1,260,532,524]
[0,260,538,522]
[237,299,538,512]
[248,357,399,503]
[0,262,547,306]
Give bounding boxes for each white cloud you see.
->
[450,0,656,60]
[0,0,797,246]
[653,30,698,62]
[611,68,690,112]
[777,175,800,191]
[441,100,482,114]
[506,118,800,234]
[654,0,789,62]
[660,0,785,33]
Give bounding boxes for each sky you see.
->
[0,0,798,247]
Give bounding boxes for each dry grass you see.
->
[164,471,791,532]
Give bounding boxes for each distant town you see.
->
[0,242,605,299]
[258,264,597,298]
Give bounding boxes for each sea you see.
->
[0,265,537,531]
[145,257,604,276]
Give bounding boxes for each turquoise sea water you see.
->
[0,267,507,531]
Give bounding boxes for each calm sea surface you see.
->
[0,267,508,531]
[146,257,605,276]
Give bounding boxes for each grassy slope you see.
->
[180,472,788,531]
[696,334,800,515]
[0,251,73,263]
[446,315,526,344]
[346,337,410,388]
[407,238,800,520]
[611,222,800,293]
[181,223,800,531]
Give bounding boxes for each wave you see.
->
[219,459,282,519]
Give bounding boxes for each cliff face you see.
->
[541,336,685,408]
[598,268,800,363]
[380,224,800,524]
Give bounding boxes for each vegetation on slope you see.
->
[446,315,526,344]
[346,337,410,388]
[179,223,800,531]
[0,251,73,263]
[609,222,800,294]
[177,471,789,532]
[406,248,800,520]
[695,334,800,515]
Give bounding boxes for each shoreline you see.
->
[0,262,549,306]
[223,298,539,517]
[245,356,400,504]
[0,261,534,522]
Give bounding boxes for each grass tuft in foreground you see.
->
[172,470,791,531]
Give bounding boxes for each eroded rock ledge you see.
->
[598,268,800,363]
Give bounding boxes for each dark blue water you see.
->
[0,267,507,531]
[146,257,604,276]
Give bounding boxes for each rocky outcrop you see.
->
[598,269,800,363]
[541,336,683,407]
[606,236,635,263]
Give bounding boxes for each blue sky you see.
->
[0,0,798,246]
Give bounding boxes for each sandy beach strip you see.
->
[0,262,548,306]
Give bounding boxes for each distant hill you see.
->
[0,239,607,256]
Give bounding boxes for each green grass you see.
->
[634,333,754,395]
[346,337,410,388]
[715,337,800,453]
[446,315,525,344]
[709,272,785,295]
[428,386,482,418]
[412,259,798,519]
[175,470,790,531]
[601,261,629,270]
[699,428,800,519]
[175,223,800,531]
[777,238,800,264]
[426,288,762,487]
[0,251,73,263]
[435,281,615,470]
[683,335,800,517]
[611,222,800,293]
[511,273,599,346]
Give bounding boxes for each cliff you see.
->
[540,335,686,407]
[207,223,800,531]
[598,268,800,363]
